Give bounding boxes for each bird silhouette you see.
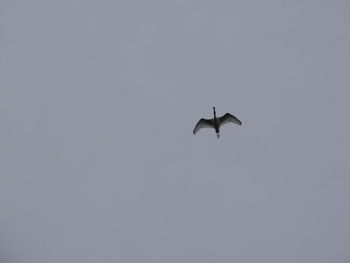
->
[193,107,242,138]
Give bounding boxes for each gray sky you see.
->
[1,0,350,262]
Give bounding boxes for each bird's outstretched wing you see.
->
[193,118,213,134]
[218,113,242,126]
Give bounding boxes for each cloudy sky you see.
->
[1,0,350,262]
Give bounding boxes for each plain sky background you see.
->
[1,0,350,262]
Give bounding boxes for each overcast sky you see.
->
[1,0,350,262]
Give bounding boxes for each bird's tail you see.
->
[216,133,220,139]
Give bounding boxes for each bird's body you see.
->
[193,107,241,138]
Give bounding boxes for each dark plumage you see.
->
[193,107,241,138]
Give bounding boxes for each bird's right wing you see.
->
[193,118,213,134]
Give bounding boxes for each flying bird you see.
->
[193,107,241,138]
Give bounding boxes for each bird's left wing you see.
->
[193,118,213,134]
[218,113,242,126]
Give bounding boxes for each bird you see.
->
[193,107,242,138]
